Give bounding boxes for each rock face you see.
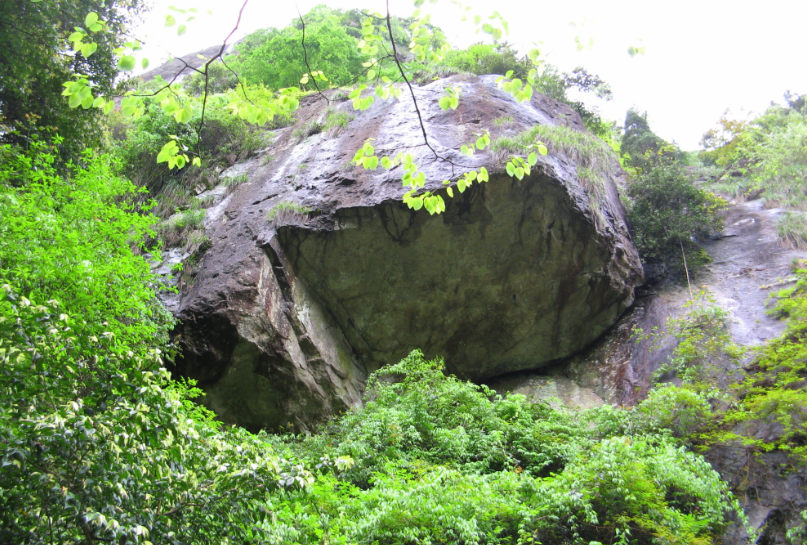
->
[172,74,643,430]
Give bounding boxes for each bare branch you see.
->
[385,0,438,159]
[199,0,250,133]
[298,10,330,103]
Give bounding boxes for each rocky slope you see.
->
[168,74,643,431]
[493,199,806,542]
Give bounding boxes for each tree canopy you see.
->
[0,0,144,157]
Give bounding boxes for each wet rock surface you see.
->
[498,199,804,407]
[170,75,642,431]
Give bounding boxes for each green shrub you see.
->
[627,163,726,279]
[440,42,530,78]
[0,141,293,544]
[280,350,742,545]
[159,207,206,248]
[0,140,172,357]
[718,260,807,463]
[700,99,806,214]
[652,291,744,385]
[0,291,291,545]
[778,211,807,250]
[632,385,716,441]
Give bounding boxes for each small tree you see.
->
[627,162,725,280]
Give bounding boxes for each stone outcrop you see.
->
[170,74,643,430]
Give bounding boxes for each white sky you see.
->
[133,0,807,150]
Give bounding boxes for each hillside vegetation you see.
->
[1,2,805,543]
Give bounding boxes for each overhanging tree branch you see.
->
[385,0,438,159]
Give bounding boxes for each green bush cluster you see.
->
[0,139,172,357]
[719,260,807,462]
[269,351,741,545]
[638,260,807,468]
[0,141,295,544]
[626,162,726,279]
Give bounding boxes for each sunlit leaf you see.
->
[84,12,99,28]
[118,55,136,71]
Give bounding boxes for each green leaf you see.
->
[478,167,489,182]
[141,58,150,69]
[506,162,515,177]
[80,42,97,57]
[446,187,453,198]
[527,152,538,166]
[68,92,83,109]
[165,14,176,27]
[118,55,136,72]
[381,156,392,169]
[476,134,489,150]
[173,107,192,123]
[424,196,436,214]
[177,24,187,36]
[366,69,377,80]
[84,12,99,28]
[363,156,379,170]
[156,141,178,164]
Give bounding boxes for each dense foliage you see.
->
[621,110,682,173]
[626,162,725,279]
[220,6,435,92]
[721,260,807,462]
[0,139,172,357]
[270,351,741,545]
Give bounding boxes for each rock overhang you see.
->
[171,74,644,429]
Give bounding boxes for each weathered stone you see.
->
[171,74,643,430]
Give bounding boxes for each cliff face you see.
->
[169,74,643,431]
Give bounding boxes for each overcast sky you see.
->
[133,0,807,150]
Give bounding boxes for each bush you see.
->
[718,260,807,463]
[281,350,742,545]
[440,42,531,78]
[627,163,726,279]
[0,140,172,358]
[0,141,294,544]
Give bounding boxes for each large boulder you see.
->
[171,74,643,430]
